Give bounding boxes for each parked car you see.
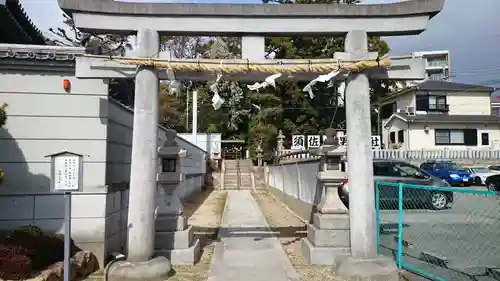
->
[462,166,500,185]
[484,174,500,191]
[339,159,453,210]
[488,165,500,172]
[419,160,473,186]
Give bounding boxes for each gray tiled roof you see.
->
[413,80,495,92]
[379,80,497,105]
[0,44,85,61]
[0,0,46,45]
[395,113,500,123]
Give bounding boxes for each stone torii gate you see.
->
[58,0,444,280]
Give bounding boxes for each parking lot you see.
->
[379,186,500,281]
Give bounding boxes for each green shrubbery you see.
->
[0,225,75,280]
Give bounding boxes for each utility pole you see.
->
[185,91,190,131]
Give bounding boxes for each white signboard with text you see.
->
[292,134,381,149]
[337,135,381,149]
[291,135,305,150]
[307,135,321,148]
[54,155,81,191]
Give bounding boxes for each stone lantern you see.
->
[156,130,185,217]
[276,130,285,156]
[301,128,350,265]
[155,130,200,265]
[255,142,264,167]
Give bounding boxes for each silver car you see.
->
[339,159,453,210]
[462,166,500,185]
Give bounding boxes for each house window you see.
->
[398,130,404,143]
[435,129,478,146]
[481,133,490,146]
[416,95,447,111]
[391,102,397,113]
[428,72,444,81]
[389,132,396,143]
[428,96,447,110]
[493,107,500,117]
[380,103,396,119]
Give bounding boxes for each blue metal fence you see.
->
[375,181,500,281]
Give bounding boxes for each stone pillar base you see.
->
[301,213,351,265]
[106,256,172,281]
[155,214,200,265]
[334,255,398,281]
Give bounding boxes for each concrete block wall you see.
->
[0,69,206,267]
[105,187,129,256]
[0,71,109,194]
[266,159,323,222]
[110,99,207,180]
[106,99,134,184]
[0,70,117,267]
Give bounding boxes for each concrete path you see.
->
[207,190,300,281]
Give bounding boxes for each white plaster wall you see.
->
[267,160,322,206]
[178,133,221,159]
[109,100,207,180]
[106,100,133,184]
[0,70,205,267]
[0,72,109,194]
[387,90,491,116]
[104,188,129,257]
[175,174,205,202]
[442,91,491,115]
[383,118,411,149]
[396,94,415,110]
[408,123,500,149]
[0,70,125,266]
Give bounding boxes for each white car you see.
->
[462,166,500,185]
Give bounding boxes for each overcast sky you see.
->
[19,0,500,89]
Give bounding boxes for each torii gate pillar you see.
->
[333,31,398,280]
[127,29,160,262]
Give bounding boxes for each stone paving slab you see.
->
[207,190,300,281]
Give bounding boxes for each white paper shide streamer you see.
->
[251,104,261,111]
[166,69,181,95]
[210,73,225,110]
[302,71,340,99]
[247,73,282,91]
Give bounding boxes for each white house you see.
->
[380,80,500,149]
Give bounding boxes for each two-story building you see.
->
[379,80,500,149]
[411,50,451,81]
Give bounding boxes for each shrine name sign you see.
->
[291,135,381,150]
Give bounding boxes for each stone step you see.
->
[224,180,252,184]
[224,181,252,185]
[224,176,252,180]
[223,186,253,190]
[224,177,252,181]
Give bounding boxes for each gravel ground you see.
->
[83,189,228,281]
[167,189,227,281]
[252,191,347,281]
[252,191,416,281]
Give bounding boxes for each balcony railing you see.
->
[426,59,448,68]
